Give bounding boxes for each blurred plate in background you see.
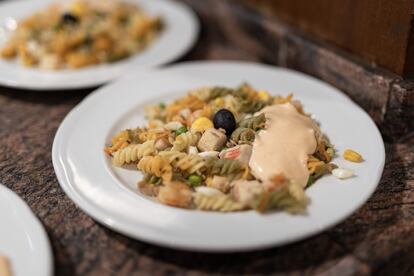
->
[0,0,199,90]
[0,185,53,276]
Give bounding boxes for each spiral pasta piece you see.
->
[230,127,256,144]
[254,181,309,213]
[171,131,201,152]
[139,127,170,141]
[112,140,156,166]
[142,173,162,185]
[239,100,266,113]
[105,130,130,154]
[159,151,206,174]
[193,193,244,212]
[210,159,243,175]
[137,155,172,181]
[239,113,266,131]
[207,86,237,101]
[166,94,205,121]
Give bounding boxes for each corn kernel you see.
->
[214,97,225,107]
[258,90,270,101]
[343,149,363,163]
[191,117,214,132]
[70,2,86,16]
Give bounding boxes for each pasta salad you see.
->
[1,0,162,69]
[105,84,337,213]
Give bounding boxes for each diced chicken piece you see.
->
[40,54,62,70]
[138,181,159,197]
[208,175,231,193]
[232,180,263,207]
[157,182,193,208]
[219,144,252,164]
[155,138,171,151]
[197,128,227,152]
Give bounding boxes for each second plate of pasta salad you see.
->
[0,0,198,90]
[53,61,385,251]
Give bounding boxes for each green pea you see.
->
[175,126,188,136]
[188,175,202,187]
[159,102,166,109]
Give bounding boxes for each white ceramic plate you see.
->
[0,185,53,276]
[0,0,198,90]
[52,61,385,252]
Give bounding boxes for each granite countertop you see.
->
[0,0,413,275]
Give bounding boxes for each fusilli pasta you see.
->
[112,140,156,166]
[159,151,206,175]
[105,130,130,155]
[209,159,243,175]
[239,100,266,113]
[137,155,172,181]
[230,127,256,144]
[171,131,201,152]
[193,193,244,212]
[207,86,237,101]
[253,182,309,213]
[239,113,266,131]
[142,173,162,185]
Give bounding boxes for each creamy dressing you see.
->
[249,103,321,187]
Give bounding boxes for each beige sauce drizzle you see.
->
[249,103,321,187]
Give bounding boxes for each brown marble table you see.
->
[0,0,413,275]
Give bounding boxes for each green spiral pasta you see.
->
[112,140,156,166]
[239,100,267,113]
[127,128,144,144]
[210,159,245,177]
[207,87,237,101]
[202,156,219,170]
[193,193,244,212]
[142,173,162,185]
[171,131,200,152]
[253,182,309,213]
[230,127,256,144]
[159,151,206,175]
[239,113,266,131]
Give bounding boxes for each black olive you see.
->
[213,109,236,136]
[62,13,79,24]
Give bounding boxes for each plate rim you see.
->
[52,61,386,252]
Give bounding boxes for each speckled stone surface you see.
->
[0,0,413,275]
